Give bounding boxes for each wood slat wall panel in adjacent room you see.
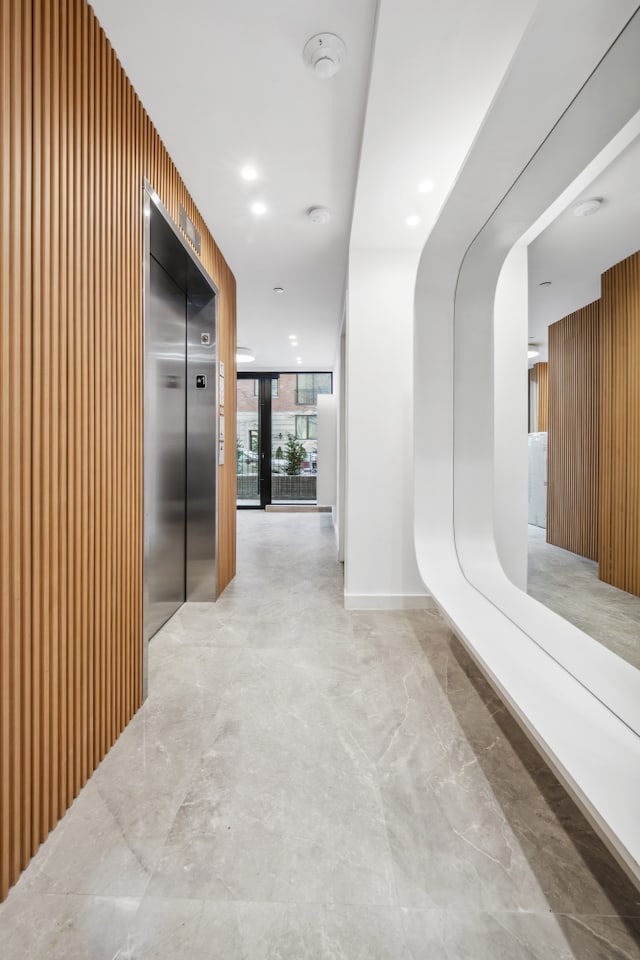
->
[0,0,236,900]
[547,301,599,561]
[599,251,640,596]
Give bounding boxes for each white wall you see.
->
[344,249,428,608]
[316,394,337,509]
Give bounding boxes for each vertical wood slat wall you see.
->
[0,0,236,901]
[547,301,599,561]
[599,252,640,595]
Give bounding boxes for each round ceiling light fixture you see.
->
[303,33,347,79]
[236,347,255,363]
[539,280,552,287]
[307,205,331,224]
[273,286,284,294]
[573,197,602,217]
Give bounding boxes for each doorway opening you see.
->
[236,372,332,509]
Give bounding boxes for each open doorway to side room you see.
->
[236,372,332,510]
[524,129,640,671]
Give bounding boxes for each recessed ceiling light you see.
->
[418,179,434,193]
[296,357,302,364]
[288,334,296,340]
[539,280,552,287]
[291,341,298,347]
[241,165,258,181]
[251,201,267,216]
[273,286,284,294]
[236,347,255,363]
[528,350,540,359]
[573,197,602,217]
[406,215,420,227]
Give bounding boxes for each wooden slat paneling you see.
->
[0,0,32,898]
[599,251,640,596]
[547,301,599,561]
[0,0,236,900]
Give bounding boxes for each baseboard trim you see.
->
[344,593,432,611]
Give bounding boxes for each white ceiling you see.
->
[351,0,537,254]
[89,0,378,371]
[528,131,640,360]
[93,0,632,378]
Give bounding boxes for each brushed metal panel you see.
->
[145,257,187,637]
[186,290,217,601]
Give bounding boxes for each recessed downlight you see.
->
[241,165,258,181]
[539,280,552,287]
[528,350,540,359]
[296,357,303,364]
[418,179,434,193]
[273,286,284,294]
[251,201,267,216]
[406,215,420,227]
[288,334,296,340]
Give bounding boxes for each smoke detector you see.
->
[307,206,331,224]
[303,33,346,79]
[573,198,602,217]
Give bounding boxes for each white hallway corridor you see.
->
[0,512,639,958]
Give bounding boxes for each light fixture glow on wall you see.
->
[236,347,255,363]
[250,201,267,216]
[241,165,258,181]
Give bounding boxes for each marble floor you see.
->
[2,512,640,959]
[528,524,640,670]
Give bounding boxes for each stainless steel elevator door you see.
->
[146,256,187,636]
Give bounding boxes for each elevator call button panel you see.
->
[196,375,207,389]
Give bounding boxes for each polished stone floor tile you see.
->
[1,511,639,958]
[131,900,411,959]
[0,892,138,960]
[528,524,640,669]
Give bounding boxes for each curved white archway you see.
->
[414,7,640,883]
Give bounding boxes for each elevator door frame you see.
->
[142,179,219,698]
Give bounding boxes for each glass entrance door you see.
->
[236,372,331,508]
[236,377,261,506]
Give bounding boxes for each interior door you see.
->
[146,256,187,636]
